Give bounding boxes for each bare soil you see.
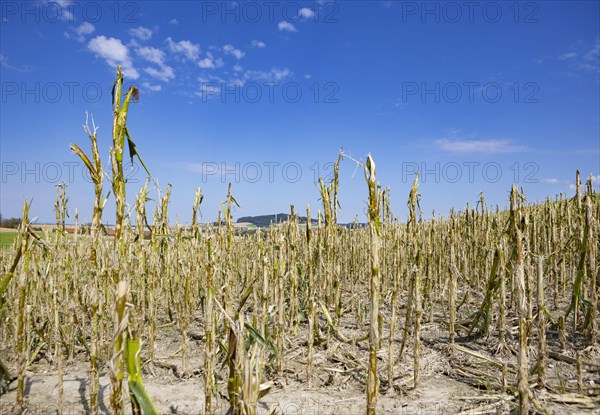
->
[1,313,599,415]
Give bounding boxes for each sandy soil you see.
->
[0,352,497,415]
[1,316,599,415]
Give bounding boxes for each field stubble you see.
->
[0,180,599,414]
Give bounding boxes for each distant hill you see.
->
[237,214,316,228]
[236,214,366,229]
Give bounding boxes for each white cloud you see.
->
[144,66,175,82]
[233,63,243,72]
[223,44,245,59]
[68,21,95,42]
[381,1,393,8]
[198,52,223,69]
[584,37,600,62]
[545,175,599,189]
[251,40,266,48]
[198,82,221,97]
[87,36,139,79]
[166,37,200,61]
[195,67,292,99]
[198,58,215,69]
[136,46,175,82]
[169,18,179,25]
[577,63,599,72]
[128,26,153,41]
[64,22,96,42]
[434,138,527,154]
[558,37,600,74]
[76,21,95,35]
[41,0,74,21]
[583,174,600,186]
[244,67,291,83]
[0,54,34,72]
[271,68,291,81]
[299,7,315,18]
[142,82,162,92]
[558,52,578,61]
[137,46,165,65]
[278,21,297,32]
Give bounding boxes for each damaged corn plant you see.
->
[0,67,599,415]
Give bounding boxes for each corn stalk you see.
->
[364,155,381,415]
[110,66,150,245]
[70,113,105,262]
[510,185,529,414]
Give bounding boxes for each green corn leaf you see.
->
[124,127,151,177]
[237,284,254,313]
[244,323,275,354]
[128,380,158,415]
[125,337,158,414]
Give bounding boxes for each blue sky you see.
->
[1,0,599,224]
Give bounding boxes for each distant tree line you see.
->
[237,214,318,228]
[236,214,366,229]
[0,214,21,229]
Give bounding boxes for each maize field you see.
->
[0,68,599,415]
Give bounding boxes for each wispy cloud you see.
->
[0,54,35,72]
[142,82,162,92]
[166,37,201,62]
[136,46,165,65]
[541,175,598,189]
[87,36,139,79]
[196,67,292,99]
[144,66,175,82]
[243,67,291,83]
[223,44,245,59]
[128,26,154,41]
[558,37,600,74]
[584,38,600,61]
[582,174,600,187]
[136,46,175,82]
[278,21,297,32]
[197,80,222,96]
[434,138,528,154]
[198,52,224,69]
[41,0,74,21]
[169,18,179,25]
[558,52,578,61]
[65,21,95,42]
[299,7,315,19]
[251,40,266,48]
